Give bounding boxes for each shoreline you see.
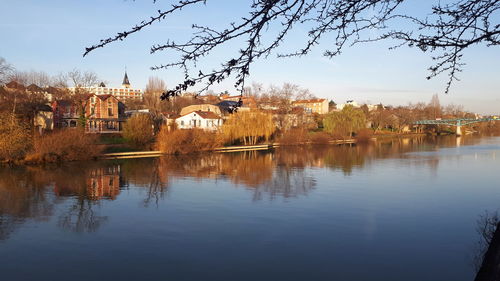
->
[0,133,447,165]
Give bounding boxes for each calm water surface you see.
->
[1,136,500,281]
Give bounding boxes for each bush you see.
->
[122,114,154,148]
[310,132,331,144]
[279,128,309,145]
[355,128,374,143]
[0,114,31,162]
[26,129,102,163]
[156,127,221,154]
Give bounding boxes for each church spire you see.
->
[122,71,130,88]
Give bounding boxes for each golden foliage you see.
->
[122,114,154,148]
[27,129,102,163]
[324,105,366,138]
[0,113,31,161]
[156,127,221,154]
[222,111,275,145]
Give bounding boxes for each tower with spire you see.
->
[122,71,131,89]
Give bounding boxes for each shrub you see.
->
[0,114,31,162]
[310,132,331,144]
[122,114,154,148]
[156,127,221,154]
[355,128,374,143]
[27,129,102,163]
[279,128,309,145]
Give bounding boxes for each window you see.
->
[181,120,184,126]
[108,108,113,116]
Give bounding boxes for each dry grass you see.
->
[156,127,222,154]
[26,129,102,163]
[310,132,332,144]
[279,128,309,145]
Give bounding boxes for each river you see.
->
[1,136,499,281]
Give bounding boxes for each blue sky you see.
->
[0,0,498,114]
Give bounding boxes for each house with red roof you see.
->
[175,110,223,131]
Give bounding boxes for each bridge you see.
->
[414,117,498,136]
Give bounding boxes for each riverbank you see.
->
[100,134,430,160]
[0,132,431,165]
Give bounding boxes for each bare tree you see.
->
[66,69,99,88]
[0,57,14,85]
[9,70,52,87]
[144,76,167,115]
[428,94,442,119]
[84,0,499,96]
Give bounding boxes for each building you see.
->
[336,100,379,111]
[219,94,258,109]
[84,94,125,133]
[53,94,125,133]
[68,72,143,101]
[34,105,54,134]
[292,98,329,114]
[180,104,222,116]
[175,111,223,131]
[52,100,80,128]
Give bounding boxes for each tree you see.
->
[0,57,14,85]
[64,69,100,127]
[428,94,442,119]
[370,106,393,133]
[84,0,499,95]
[144,76,167,115]
[122,114,155,148]
[324,105,366,138]
[222,111,276,145]
[0,113,31,161]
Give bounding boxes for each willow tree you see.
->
[324,105,366,138]
[222,111,275,145]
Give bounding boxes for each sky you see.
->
[0,0,499,114]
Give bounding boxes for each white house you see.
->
[175,111,223,131]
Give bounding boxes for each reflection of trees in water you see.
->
[472,210,500,279]
[1,135,488,240]
[0,163,124,238]
[58,199,107,233]
[54,165,121,233]
[0,167,55,240]
[121,158,170,207]
[252,167,315,201]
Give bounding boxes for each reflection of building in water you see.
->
[87,166,121,200]
[53,165,121,200]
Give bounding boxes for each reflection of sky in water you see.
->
[1,136,500,281]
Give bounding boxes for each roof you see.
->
[122,72,130,85]
[88,94,117,101]
[5,81,25,90]
[292,98,326,104]
[27,84,43,92]
[180,110,221,119]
